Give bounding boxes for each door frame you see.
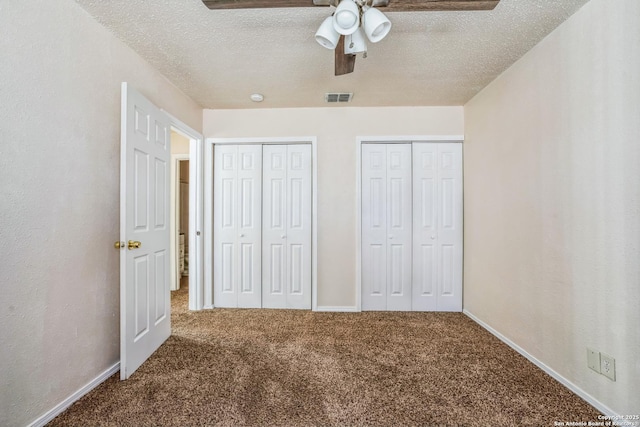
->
[163,112,204,311]
[204,137,318,310]
[355,135,464,312]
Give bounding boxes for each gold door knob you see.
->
[128,240,142,250]
[114,241,125,249]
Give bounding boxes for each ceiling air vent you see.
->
[325,92,353,103]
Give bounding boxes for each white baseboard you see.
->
[314,305,359,312]
[463,310,617,417]
[28,362,120,427]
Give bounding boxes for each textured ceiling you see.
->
[74,0,590,109]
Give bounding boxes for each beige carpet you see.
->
[50,284,600,426]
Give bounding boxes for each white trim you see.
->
[314,306,359,312]
[205,137,318,311]
[355,135,464,311]
[164,111,204,311]
[356,135,464,144]
[311,141,319,311]
[27,362,120,427]
[170,154,189,293]
[189,131,204,311]
[208,136,315,145]
[203,139,214,309]
[463,310,618,417]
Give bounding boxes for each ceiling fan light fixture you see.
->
[362,6,392,43]
[333,0,360,35]
[344,27,367,55]
[315,16,340,49]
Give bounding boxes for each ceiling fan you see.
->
[202,0,500,76]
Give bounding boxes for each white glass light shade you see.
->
[315,16,340,49]
[333,0,360,35]
[344,27,367,55]
[362,6,392,43]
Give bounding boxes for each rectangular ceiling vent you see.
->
[325,92,353,103]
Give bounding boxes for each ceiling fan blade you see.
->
[335,36,356,76]
[202,0,315,9]
[202,0,499,11]
[382,0,499,12]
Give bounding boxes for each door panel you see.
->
[121,83,170,379]
[361,144,388,310]
[213,145,262,308]
[237,146,262,308]
[412,142,462,311]
[133,256,149,340]
[154,250,167,324]
[262,145,312,309]
[221,243,233,293]
[436,144,463,311]
[362,144,411,311]
[385,144,412,311]
[285,145,311,309]
[214,146,238,307]
[412,143,438,311]
[262,145,288,308]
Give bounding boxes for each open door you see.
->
[120,83,171,379]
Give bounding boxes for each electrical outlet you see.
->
[600,353,616,381]
[587,348,601,373]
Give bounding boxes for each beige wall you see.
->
[203,107,464,307]
[171,130,191,155]
[464,0,639,414]
[0,1,201,426]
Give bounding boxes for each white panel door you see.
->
[213,145,262,308]
[262,145,312,309]
[434,143,463,311]
[385,144,413,311]
[412,143,438,311]
[120,83,170,379]
[362,144,387,311]
[413,143,463,312]
[362,144,412,311]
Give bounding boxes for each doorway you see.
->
[356,136,464,312]
[167,123,204,312]
[204,137,319,310]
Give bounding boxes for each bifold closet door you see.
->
[361,144,412,311]
[262,145,312,309]
[412,143,462,311]
[213,145,262,308]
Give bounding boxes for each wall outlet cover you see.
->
[600,353,616,381]
[587,348,600,373]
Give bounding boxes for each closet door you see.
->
[213,145,262,308]
[413,143,462,312]
[362,144,412,311]
[434,143,463,311]
[262,145,312,309]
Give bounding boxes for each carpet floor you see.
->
[50,284,600,426]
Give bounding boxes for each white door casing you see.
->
[361,144,412,311]
[412,143,463,311]
[262,145,312,309]
[213,145,263,308]
[120,83,171,379]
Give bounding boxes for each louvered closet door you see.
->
[262,145,312,309]
[362,144,412,311]
[413,143,462,312]
[213,145,262,308]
